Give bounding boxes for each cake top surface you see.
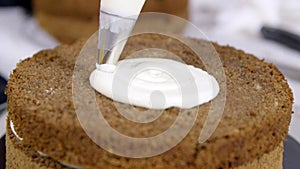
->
[6,34,293,169]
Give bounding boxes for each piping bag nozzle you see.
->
[97,0,146,68]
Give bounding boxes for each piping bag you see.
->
[97,0,146,70]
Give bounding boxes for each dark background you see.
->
[0,0,31,12]
[0,137,4,169]
[0,76,6,103]
[0,76,6,169]
[0,76,6,104]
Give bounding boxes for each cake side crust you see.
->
[6,35,293,169]
[6,124,283,169]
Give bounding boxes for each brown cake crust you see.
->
[6,122,69,169]
[32,0,189,43]
[6,34,293,169]
[6,124,284,169]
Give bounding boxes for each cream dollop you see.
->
[90,58,219,109]
[10,120,23,141]
[101,0,146,18]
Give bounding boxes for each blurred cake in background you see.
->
[33,0,189,43]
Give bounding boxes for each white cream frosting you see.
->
[90,58,219,109]
[101,0,146,18]
[10,120,23,141]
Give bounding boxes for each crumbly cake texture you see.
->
[6,124,69,169]
[32,0,189,43]
[6,34,293,169]
[6,125,283,169]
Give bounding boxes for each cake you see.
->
[6,34,293,169]
[32,0,189,43]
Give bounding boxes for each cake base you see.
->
[6,127,283,169]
